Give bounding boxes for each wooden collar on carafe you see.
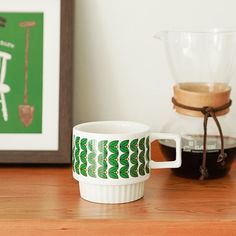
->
[173,82,231,117]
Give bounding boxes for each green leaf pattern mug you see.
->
[72,121,181,204]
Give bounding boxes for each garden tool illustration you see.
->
[0,17,6,27]
[18,21,36,127]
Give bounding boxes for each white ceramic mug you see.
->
[72,121,181,204]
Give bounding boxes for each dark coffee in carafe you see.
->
[160,136,236,179]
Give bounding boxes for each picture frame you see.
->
[0,0,73,163]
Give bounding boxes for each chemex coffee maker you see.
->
[155,29,236,180]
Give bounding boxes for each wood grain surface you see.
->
[1,143,236,235]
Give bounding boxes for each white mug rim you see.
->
[73,121,150,138]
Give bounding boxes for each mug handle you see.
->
[150,133,182,169]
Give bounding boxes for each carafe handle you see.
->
[150,133,181,169]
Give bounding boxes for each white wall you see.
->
[73,0,236,131]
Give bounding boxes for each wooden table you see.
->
[1,162,236,236]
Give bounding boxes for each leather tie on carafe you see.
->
[172,98,232,180]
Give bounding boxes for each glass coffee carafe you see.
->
[155,29,236,180]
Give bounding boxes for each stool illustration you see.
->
[0,51,11,121]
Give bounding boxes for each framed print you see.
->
[0,0,73,163]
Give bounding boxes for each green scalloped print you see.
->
[119,140,129,178]
[72,136,75,172]
[74,148,80,174]
[73,136,150,179]
[109,140,119,154]
[139,164,145,176]
[88,139,96,151]
[73,136,79,173]
[88,152,96,165]
[120,153,129,166]
[108,140,119,179]
[130,165,138,177]
[120,140,129,152]
[74,160,80,175]
[79,138,88,176]
[97,167,106,179]
[88,165,96,178]
[109,166,119,179]
[145,136,150,174]
[130,139,138,177]
[130,139,138,153]
[138,137,145,176]
[75,136,80,150]
[98,140,108,179]
[80,164,87,177]
[109,154,118,167]
[73,136,80,174]
[88,140,96,178]
[120,166,129,178]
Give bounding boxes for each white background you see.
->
[0,0,60,150]
[73,0,236,132]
